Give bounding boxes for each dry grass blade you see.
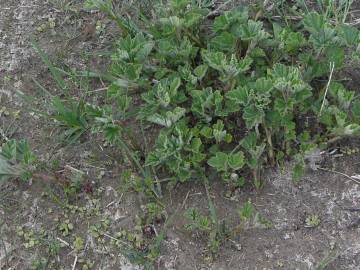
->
[319,62,335,116]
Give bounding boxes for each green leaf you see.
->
[1,140,17,161]
[112,62,142,80]
[0,140,34,183]
[303,12,326,34]
[171,0,190,11]
[243,106,264,128]
[213,7,248,32]
[292,156,305,181]
[324,46,344,68]
[228,151,245,170]
[179,65,198,85]
[200,126,213,138]
[201,50,226,71]
[237,20,268,41]
[169,77,182,96]
[147,107,186,127]
[285,31,306,53]
[214,90,225,116]
[237,56,253,72]
[226,87,249,105]
[117,94,131,112]
[210,32,236,52]
[189,137,202,153]
[336,24,360,46]
[208,152,228,172]
[104,125,121,143]
[113,34,154,63]
[329,82,354,110]
[241,132,257,151]
[342,124,360,136]
[212,120,226,143]
[145,152,161,166]
[0,155,20,183]
[190,88,221,122]
[253,77,273,94]
[239,200,254,221]
[194,65,208,80]
[155,83,171,108]
[351,100,360,121]
[309,27,336,51]
[213,14,229,32]
[183,8,207,28]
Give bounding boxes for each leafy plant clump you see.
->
[0,139,36,183]
[82,0,360,188]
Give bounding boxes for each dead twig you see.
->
[317,167,360,185]
[56,237,70,247]
[103,233,132,247]
[207,0,232,18]
[319,62,335,116]
[71,256,78,270]
[181,190,190,210]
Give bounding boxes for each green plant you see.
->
[31,257,48,270]
[0,139,36,183]
[73,236,85,253]
[185,208,212,231]
[184,206,226,254]
[34,0,360,264]
[85,0,360,189]
[305,214,321,227]
[238,200,272,228]
[315,251,338,270]
[58,219,74,236]
[63,167,85,197]
[48,97,91,143]
[16,226,41,249]
[84,0,140,37]
[239,200,255,222]
[311,0,353,23]
[46,238,61,257]
[0,116,17,144]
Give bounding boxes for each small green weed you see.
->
[305,214,321,227]
[315,251,338,270]
[0,114,17,143]
[233,200,272,234]
[58,219,74,236]
[16,226,41,249]
[0,139,36,183]
[63,166,86,197]
[49,97,90,143]
[185,206,226,254]
[31,257,48,270]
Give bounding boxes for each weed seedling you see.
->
[305,214,321,228]
[59,219,74,236]
[0,139,36,184]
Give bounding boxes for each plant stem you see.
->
[319,62,335,117]
[202,175,218,227]
[263,125,275,166]
[117,138,147,178]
